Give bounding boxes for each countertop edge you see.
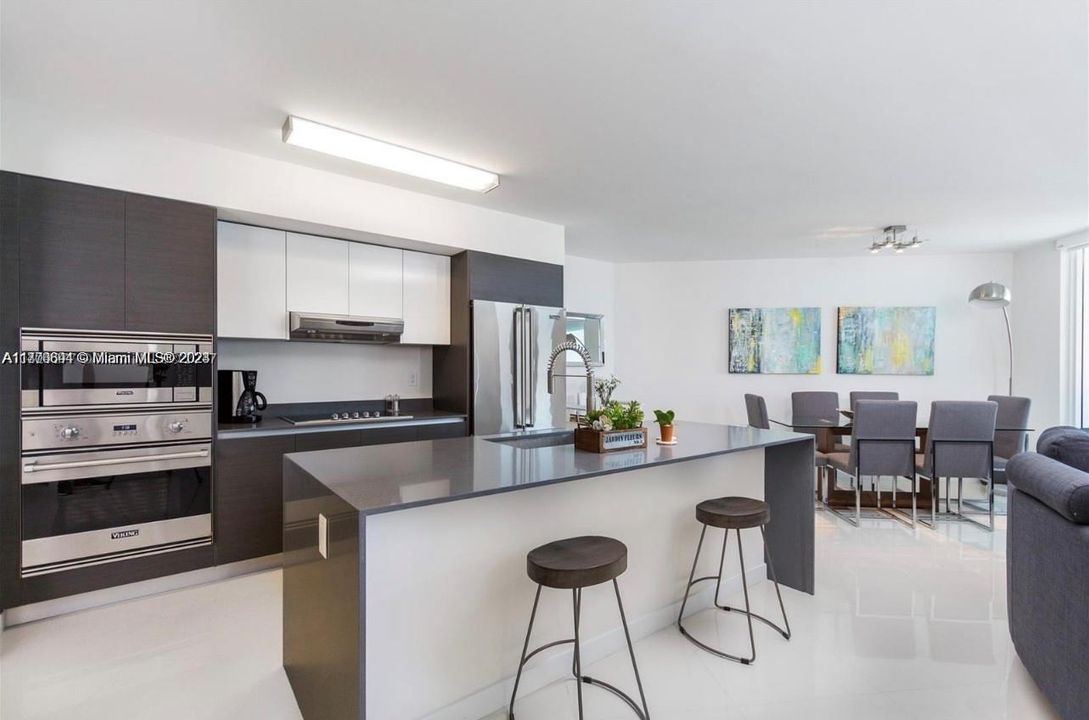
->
[287,429,813,517]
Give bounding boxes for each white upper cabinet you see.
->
[217,225,450,345]
[217,222,287,339]
[286,232,349,315]
[348,243,403,319]
[401,251,450,345]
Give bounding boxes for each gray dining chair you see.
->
[744,394,770,430]
[849,391,899,412]
[825,400,918,527]
[784,391,838,492]
[791,391,839,423]
[915,400,998,530]
[987,395,1031,484]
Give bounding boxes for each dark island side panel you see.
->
[283,458,364,720]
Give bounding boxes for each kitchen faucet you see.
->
[545,339,595,423]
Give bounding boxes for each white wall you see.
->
[589,253,1016,425]
[0,98,565,264]
[1012,238,1067,432]
[217,340,431,404]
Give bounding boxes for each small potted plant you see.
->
[654,409,676,444]
[576,399,648,452]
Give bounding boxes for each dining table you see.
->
[771,413,1033,511]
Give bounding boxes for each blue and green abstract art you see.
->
[837,306,936,375]
[728,307,822,374]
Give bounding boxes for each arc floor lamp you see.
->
[969,281,1013,395]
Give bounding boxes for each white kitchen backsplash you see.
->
[216,339,432,404]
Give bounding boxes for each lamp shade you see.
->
[968,281,1011,307]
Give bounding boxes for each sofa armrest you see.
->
[1007,453,1089,524]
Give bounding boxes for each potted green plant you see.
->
[576,400,648,452]
[654,409,676,443]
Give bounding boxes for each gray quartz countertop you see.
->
[217,409,466,439]
[284,421,812,515]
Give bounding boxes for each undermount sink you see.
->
[485,430,575,449]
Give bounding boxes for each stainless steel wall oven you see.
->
[19,329,214,576]
[20,328,212,409]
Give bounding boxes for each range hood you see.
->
[288,312,404,344]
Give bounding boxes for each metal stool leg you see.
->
[679,524,791,664]
[735,529,757,664]
[760,526,792,639]
[613,580,651,720]
[572,588,584,719]
[509,585,543,720]
[512,582,649,720]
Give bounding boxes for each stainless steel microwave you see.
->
[20,329,213,411]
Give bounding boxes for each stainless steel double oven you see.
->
[19,329,214,577]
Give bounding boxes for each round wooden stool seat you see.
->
[696,496,771,529]
[526,535,628,589]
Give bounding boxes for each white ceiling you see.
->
[2,1,1086,261]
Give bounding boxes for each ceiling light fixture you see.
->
[868,225,927,254]
[282,116,500,193]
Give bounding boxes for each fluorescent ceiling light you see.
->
[282,116,499,193]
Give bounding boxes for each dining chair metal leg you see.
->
[855,473,862,526]
[820,469,860,527]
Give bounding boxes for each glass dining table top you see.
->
[771,416,1033,433]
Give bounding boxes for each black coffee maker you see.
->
[218,370,268,423]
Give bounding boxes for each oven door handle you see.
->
[23,449,209,474]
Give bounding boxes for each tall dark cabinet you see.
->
[18,175,127,330]
[0,172,217,610]
[124,193,216,334]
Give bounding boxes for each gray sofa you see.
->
[1007,427,1089,720]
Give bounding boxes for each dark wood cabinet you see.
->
[125,193,215,334]
[18,175,126,330]
[14,174,216,334]
[417,421,467,441]
[294,430,363,453]
[214,435,295,565]
[359,425,421,446]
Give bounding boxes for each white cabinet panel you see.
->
[401,251,450,345]
[216,222,287,339]
[286,232,349,314]
[348,243,403,319]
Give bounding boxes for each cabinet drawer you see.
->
[294,430,363,453]
[417,421,467,441]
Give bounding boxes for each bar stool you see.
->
[509,535,650,720]
[677,497,790,664]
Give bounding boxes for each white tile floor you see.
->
[0,509,1061,720]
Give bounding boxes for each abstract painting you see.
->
[729,307,822,374]
[837,306,936,375]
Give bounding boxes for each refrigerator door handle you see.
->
[513,307,524,428]
[525,306,535,427]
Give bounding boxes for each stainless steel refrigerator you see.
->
[472,300,567,434]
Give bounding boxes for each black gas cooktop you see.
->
[280,411,414,427]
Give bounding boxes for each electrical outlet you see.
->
[408,370,418,387]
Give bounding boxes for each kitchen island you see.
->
[282,421,814,720]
